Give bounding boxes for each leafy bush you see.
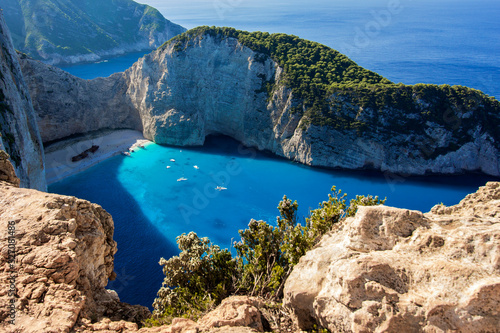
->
[150,232,238,324]
[149,187,385,325]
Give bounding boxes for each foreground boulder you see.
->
[283,182,500,332]
[0,160,149,333]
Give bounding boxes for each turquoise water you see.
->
[49,136,496,308]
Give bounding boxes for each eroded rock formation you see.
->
[20,31,500,176]
[20,57,142,143]
[0,160,149,333]
[0,11,46,190]
[283,181,500,332]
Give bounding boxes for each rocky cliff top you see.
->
[284,181,500,332]
[0,157,149,332]
[1,152,499,332]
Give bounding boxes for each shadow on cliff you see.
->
[48,156,178,311]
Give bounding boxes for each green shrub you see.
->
[149,232,238,325]
[149,187,386,325]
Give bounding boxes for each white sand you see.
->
[45,129,152,185]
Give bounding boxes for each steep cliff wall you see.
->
[20,57,142,143]
[20,28,500,176]
[0,11,46,190]
[125,30,500,176]
[126,34,279,149]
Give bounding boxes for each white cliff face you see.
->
[0,12,46,191]
[124,34,500,176]
[20,32,500,176]
[126,35,278,149]
[20,58,143,143]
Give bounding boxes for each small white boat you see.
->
[122,152,131,156]
[166,166,171,169]
[177,177,188,182]
[170,159,176,162]
[193,165,199,169]
[216,186,227,191]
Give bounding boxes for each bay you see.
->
[49,0,500,309]
[49,136,496,309]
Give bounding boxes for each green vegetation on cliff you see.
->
[164,27,500,151]
[148,187,384,325]
[0,0,185,62]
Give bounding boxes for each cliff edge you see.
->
[284,181,500,332]
[0,153,150,333]
[0,10,46,190]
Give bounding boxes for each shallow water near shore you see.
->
[49,135,496,309]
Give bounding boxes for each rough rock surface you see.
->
[74,296,268,332]
[283,181,500,332]
[21,32,500,176]
[0,169,149,332]
[0,11,46,190]
[0,150,19,186]
[20,57,143,143]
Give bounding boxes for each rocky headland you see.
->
[20,27,500,177]
[0,0,186,65]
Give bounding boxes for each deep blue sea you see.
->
[61,0,500,98]
[51,0,500,309]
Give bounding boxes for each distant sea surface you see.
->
[61,0,500,98]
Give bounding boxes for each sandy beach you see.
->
[44,129,152,185]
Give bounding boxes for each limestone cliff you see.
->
[20,28,500,176]
[0,0,186,65]
[283,181,500,332]
[125,29,500,176]
[0,157,150,333]
[0,10,46,190]
[20,56,142,143]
